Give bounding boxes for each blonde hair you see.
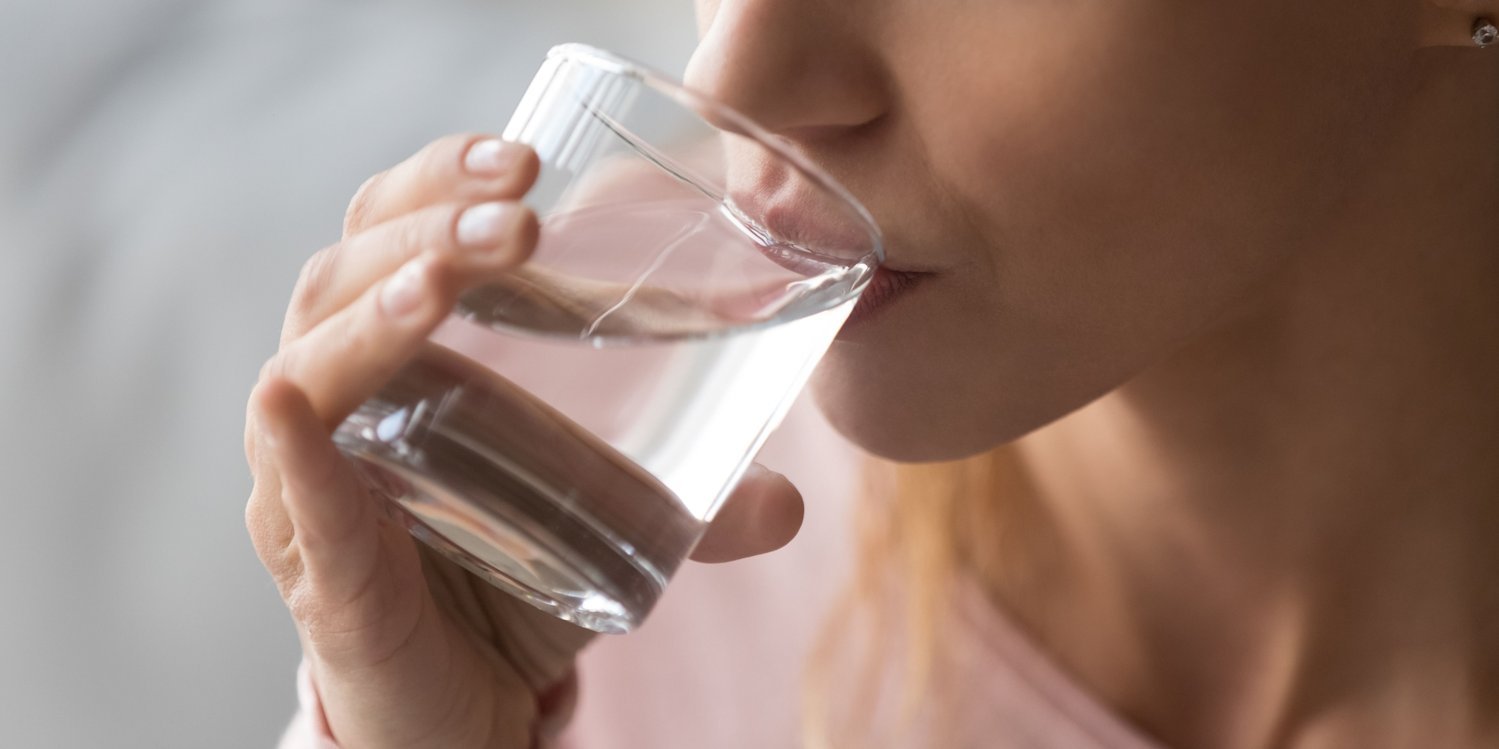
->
[801,446,1036,748]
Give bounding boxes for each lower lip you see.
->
[838,267,927,335]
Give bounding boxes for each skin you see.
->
[246,0,1497,746]
[244,137,805,747]
[687,0,1499,746]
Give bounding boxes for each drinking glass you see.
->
[333,44,883,634]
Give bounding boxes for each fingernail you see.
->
[456,202,516,247]
[380,258,427,317]
[463,139,521,175]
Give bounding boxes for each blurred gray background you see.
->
[0,2,698,745]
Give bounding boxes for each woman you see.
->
[244,0,1499,746]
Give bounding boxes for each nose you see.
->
[683,0,888,140]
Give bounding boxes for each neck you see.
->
[1004,53,1499,748]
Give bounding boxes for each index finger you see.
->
[344,133,540,237]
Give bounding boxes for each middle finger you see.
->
[344,134,539,238]
[282,200,538,345]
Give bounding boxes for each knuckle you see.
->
[343,171,388,236]
[244,416,259,467]
[244,378,282,470]
[245,489,301,594]
[244,390,261,466]
[398,208,443,257]
[407,133,478,192]
[258,353,291,388]
[245,374,285,449]
[393,206,463,266]
[291,244,341,318]
[244,485,276,542]
[435,132,482,167]
[255,355,301,412]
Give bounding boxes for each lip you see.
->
[726,186,878,262]
[725,196,883,280]
[838,266,928,335]
[745,201,939,276]
[757,200,874,258]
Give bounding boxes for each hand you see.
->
[243,134,805,748]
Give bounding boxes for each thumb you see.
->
[254,378,419,616]
[690,463,804,564]
[251,377,428,647]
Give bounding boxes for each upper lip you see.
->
[725,189,878,261]
[758,200,876,258]
[724,167,937,275]
[756,200,942,276]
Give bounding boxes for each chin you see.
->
[807,357,1023,464]
[807,334,1105,464]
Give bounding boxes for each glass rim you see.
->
[544,43,885,266]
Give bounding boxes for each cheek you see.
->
[815,1,1413,460]
[924,0,1411,317]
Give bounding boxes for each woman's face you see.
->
[687,0,1419,461]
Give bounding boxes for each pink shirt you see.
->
[278,397,1162,749]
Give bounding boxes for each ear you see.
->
[1418,0,1499,47]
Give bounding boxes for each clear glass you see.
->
[332,44,883,634]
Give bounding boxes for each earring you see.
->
[1476,17,1498,47]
